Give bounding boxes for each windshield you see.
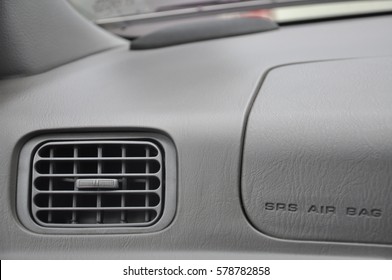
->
[69,0,392,21]
[69,1,276,20]
[68,0,392,38]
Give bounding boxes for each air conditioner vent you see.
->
[31,140,165,227]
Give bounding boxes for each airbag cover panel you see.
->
[241,58,392,244]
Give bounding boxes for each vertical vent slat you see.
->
[47,148,54,223]
[145,146,150,222]
[32,140,162,227]
[96,146,102,224]
[71,146,78,224]
[121,145,126,223]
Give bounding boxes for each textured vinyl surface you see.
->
[242,58,392,244]
[1,15,392,258]
[0,0,126,77]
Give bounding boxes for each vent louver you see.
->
[31,140,164,227]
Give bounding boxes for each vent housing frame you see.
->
[17,133,177,234]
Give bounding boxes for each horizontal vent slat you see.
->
[35,173,160,177]
[35,206,158,211]
[36,157,158,161]
[34,190,159,194]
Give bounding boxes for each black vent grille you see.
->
[31,141,163,227]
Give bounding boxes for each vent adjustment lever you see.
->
[75,179,119,190]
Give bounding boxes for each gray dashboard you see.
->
[0,12,392,258]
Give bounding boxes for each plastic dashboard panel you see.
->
[241,58,392,244]
[1,15,392,259]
